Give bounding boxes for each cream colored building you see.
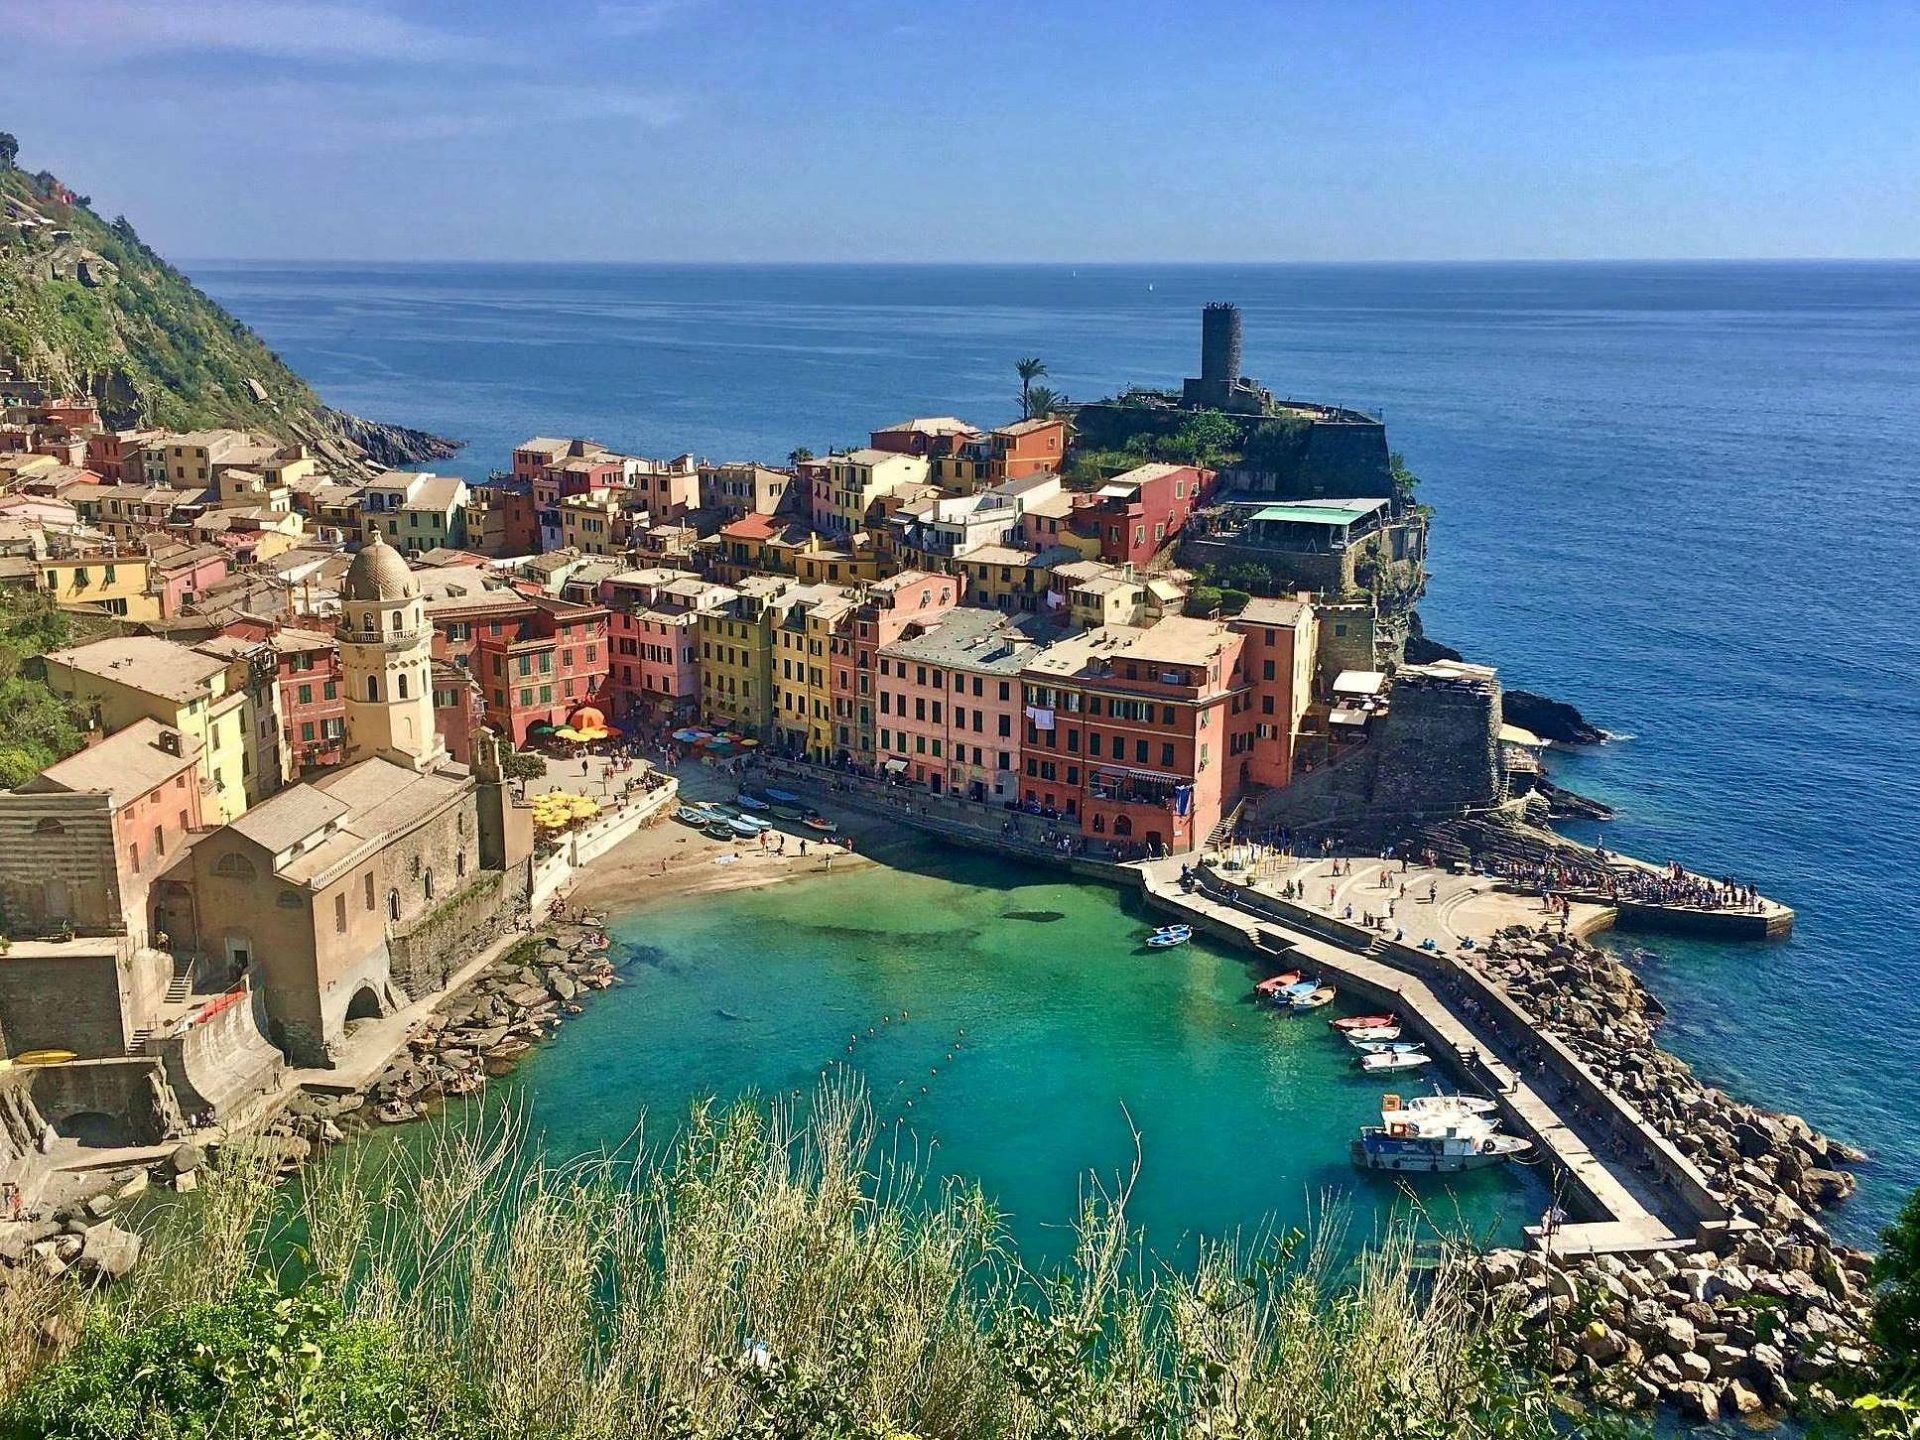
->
[42,634,252,822]
[812,449,929,537]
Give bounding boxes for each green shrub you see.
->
[0,1277,482,1440]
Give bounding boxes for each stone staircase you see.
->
[164,958,193,1005]
[126,1027,152,1056]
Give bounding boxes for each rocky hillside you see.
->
[0,138,457,475]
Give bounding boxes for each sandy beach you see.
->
[566,763,909,913]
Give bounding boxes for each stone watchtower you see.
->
[1182,303,1272,414]
[337,532,447,773]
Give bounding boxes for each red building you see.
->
[266,626,347,776]
[472,594,612,745]
[1071,463,1212,567]
[1018,617,1249,855]
[431,660,486,764]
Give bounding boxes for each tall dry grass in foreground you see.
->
[0,1079,1574,1439]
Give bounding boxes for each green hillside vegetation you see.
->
[0,588,113,790]
[0,134,452,470]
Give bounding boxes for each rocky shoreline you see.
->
[1467,926,1874,1423]
[277,918,618,1145]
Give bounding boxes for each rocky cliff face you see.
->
[0,151,458,474]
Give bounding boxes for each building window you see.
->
[423,869,435,900]
[335,893,348,933]
[214,852,257,880]
[388,889,401,922]
[365,873,376,909]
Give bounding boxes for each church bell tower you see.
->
[337,532,446,773]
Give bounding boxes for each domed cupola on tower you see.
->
[337,532,446,773]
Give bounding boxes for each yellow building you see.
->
[38,547,162,620]
[697,575,791,735]
[42,635,253,822]
[813,449,929,537]
[149,429,252,488]
[770,584,855,759]
[953,544,1082,616]
[558,489,628,556]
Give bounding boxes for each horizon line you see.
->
[176,254,1920,269]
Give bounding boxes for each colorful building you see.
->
[1019,617,1249,854]
[836,569,962,764]
[268,627,347,776]
[42,634,253,822]
[1071,462,1213,567]
[814,449,930,537]
[874,606,1043,801]
[471,594,611,745]
[697,575,790,736]
[770,584,857,759]
[601,569,735,726]
[1228,597,1320,789]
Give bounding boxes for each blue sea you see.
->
[194,260,1920,1242]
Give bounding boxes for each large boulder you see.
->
[1659,1316,1697,1356]
[77,1222,142,1282]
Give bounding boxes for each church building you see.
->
[173,534,533,1066]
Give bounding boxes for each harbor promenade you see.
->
[1131,858,1716,1257]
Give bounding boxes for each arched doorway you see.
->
[345,985,384,1023]
[1113,815,1133,837]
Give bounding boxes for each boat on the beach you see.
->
[801,812,838,833]
[736,792,772,811]
[1351,1095,1530,1173]
[1331,1013,1396,1032]
[704,818,736,840]
[675,804,719,827]
[1358,1050,1432,1074]
[1254,971,1302,996]
[1146,924,1193,949]
[764,787,802,805]
[1342,1023,1404,1044]
[1289,985,1337,1012]
[725,816,764,837]
[1349,1040,1425,1056]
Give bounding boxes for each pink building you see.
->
[837,569,961,764]
[600,568,736,725]
[627,457,699,521]
[873,606,1043,801]
[149,542,231,617]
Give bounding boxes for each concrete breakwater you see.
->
[1470,930,1874,1422]
[1137,859,1873,1422]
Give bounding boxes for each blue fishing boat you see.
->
[736,792,772,811]
[764,787,802,805]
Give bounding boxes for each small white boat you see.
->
[1146,924,1192,949]
[1342,1024,1403,1044]
[1289,985,1336,1012]
[1402,1094,1498,1118]
[1349,1040,1424,1056]
[1359,1050,1432,1074]
[1352,1096,1530,1173]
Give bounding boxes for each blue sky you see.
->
[6,0,1918,261]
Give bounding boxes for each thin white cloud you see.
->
[1,0,493,64]
[113,74,684,150]
[596,0,706,37]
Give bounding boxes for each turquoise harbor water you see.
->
[194,260,1920,1242]
[501,841,1546,1265]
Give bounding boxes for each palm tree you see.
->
[1023,385,1068,420]
[787,447,814,467]
[1015,357,1048,418]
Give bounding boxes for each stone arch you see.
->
[32,817,64,836]
[1113,814,1134,837]
[366,674,379,702]
[397,671,409,700]
[344,984,385,1023]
